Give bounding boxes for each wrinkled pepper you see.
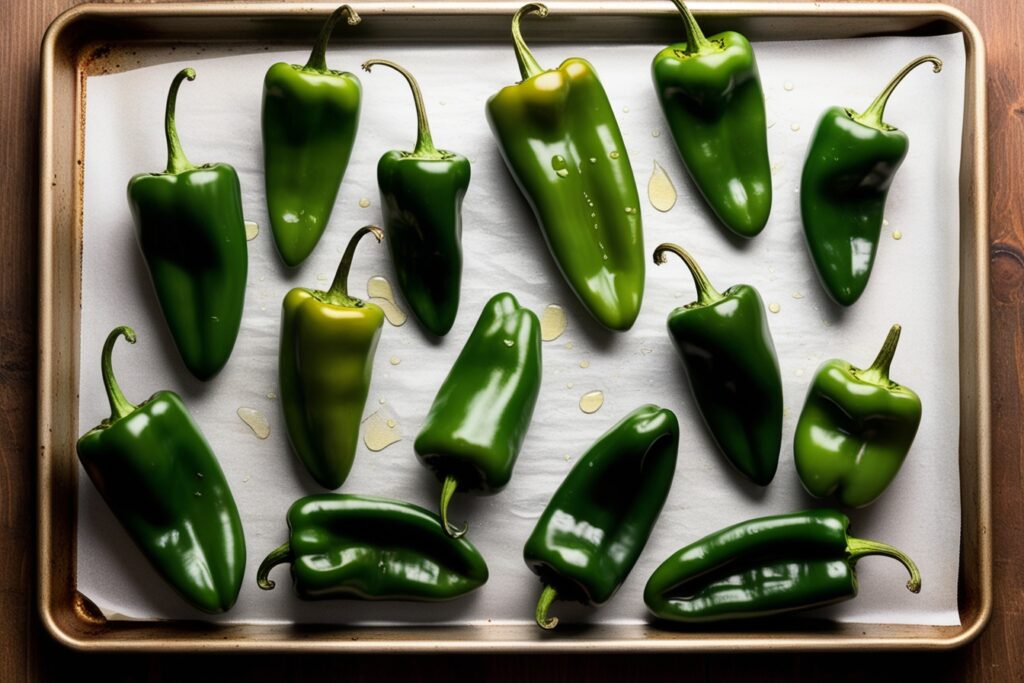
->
[363,59,469,337]
[651,0,772,238]
[262,5,362,266]
[414,292,542,538]
[486,3,645,332]
[77,327,246,614]
[644,509,921,623]
[279,225,384,490]
[653,243,782,486]
[795,324,922,508]
[128,68,247,381]
[524,405,679,629]
[257,494,489,600]
[801,55,942,306]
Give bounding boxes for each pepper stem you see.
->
[361,59,440,158]
[535,584,559,630]
[256,542,293,590]
[669,0,714,54]
[847,536,922,594]
[327,225,384,301]
[100,326,138,422]
[305,5,361,72]
[859,324,902,385]
[511,3,549,81]
[163,68,196,174]
[853,55,942,129]
[439,475,468,539]
[653,243,724,306]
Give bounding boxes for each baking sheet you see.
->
[77,31,965,627]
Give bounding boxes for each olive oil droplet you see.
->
[540,304,567,342]
[648,161,677,212]
[244,221,259,240]
[237,407,270,439]
[358,197,371,208]
[579,390,604,414]
[367,276,408,326]
[551,155,569,177]
[768,303,781,314]
[892,230,903,240]
[363,410,402,452]
[579,359,590,369]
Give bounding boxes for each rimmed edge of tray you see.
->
[37,1,990,653]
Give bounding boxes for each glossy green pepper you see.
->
[801,55,942,306]
[127,68,247,381]
[257,494,489,601]
[795,324,922,508]
[653,243,782,486]
[76,327,246,614]
[279,225,384,490]
[524,405,679,629]
[263,5,362,266]
[414,292,542,537]
[651,0,771,238]
[644,509,921,623]
[486,3,645,332]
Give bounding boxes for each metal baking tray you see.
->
[37,1,990,652]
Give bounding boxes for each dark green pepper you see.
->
[414,292,542,537]
[127,68,247,381]
[644,509,921,623]
[263,5,362,266]
[363,59,469,337]
[524,405,679,629]
[653,243,782,486]
[651,0,771,238]
[486,3,645,332]
[257,494,489,601]
[76,327,246,614]
[279,225,384,490]
[795,324,922,508]
[801,55,942,306]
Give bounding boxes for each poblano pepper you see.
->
[263,5,362,266]
[524,405,679,630]
[653,243,782,486]
[801,55,942,306]
[486,3,645,332]
[77,327,246,614]
[257,494,489,601]
[363,59,469,337]
[414,292,542,538]
[795,324,922,508]
[279,225,384,490]
[127,68,247,381]
[644,509,921,623]
[651,0,772,238]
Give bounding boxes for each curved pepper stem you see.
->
[439,475,468,539]
[326,225,384,305]
[511,3,549,81]
[535,584,559,630]
[853,55,942,130]
[847,536,922,594]
[669,0,715,55]
[858,324,902,385]
[101,326,138,422]
[653,243,724,306]
[163,68,196,174]
[305,5,361,72]
[256,541,293,590]
[361,59,443,159]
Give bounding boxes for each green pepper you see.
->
[653,243,782,486]
[262,5,362,267]
[414,292,542,538]
[794,324,922,508]
[257,494,489,601]
[486,3,645,332]
[127,68,247,381]
[801,55,943,306]
[524,405,679,629]
[651,0,772,238]
[362,59,469,337]
[279,225,384,490]
[76,327,246,614]
[643,509,921,623]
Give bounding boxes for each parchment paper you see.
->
[78,32,966,626]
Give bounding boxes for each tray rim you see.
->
[37,0,991,653]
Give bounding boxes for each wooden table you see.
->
[3,1,1020,679]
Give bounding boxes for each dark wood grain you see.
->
[2,1,1021,680]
